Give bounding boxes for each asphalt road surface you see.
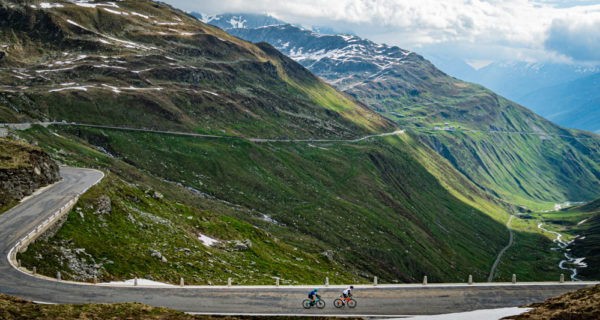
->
[0,167,597,316]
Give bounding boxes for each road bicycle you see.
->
[333,295,357,308]
[302,295,325,309]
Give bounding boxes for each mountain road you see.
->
[0,167,597,316]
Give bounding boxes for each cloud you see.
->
[545,18,600,61]
[164,0,600,64]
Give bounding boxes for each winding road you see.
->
[0,167,597,316]
[488,215,515,282]
[0,122,405,143]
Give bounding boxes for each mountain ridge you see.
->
[0,0,394,139]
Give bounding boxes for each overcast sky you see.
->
[164,0,600,67]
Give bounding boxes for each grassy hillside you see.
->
[335,60,600,208]
[0,0,392,138]
[13,123,564,283]
[0,137,43,170]
[16,126,354,285]
[496,199,600,282]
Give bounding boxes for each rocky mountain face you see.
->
[228,24,423,103]
[0,137,59,210]
[506,284,600,319]
[222,19,600,206]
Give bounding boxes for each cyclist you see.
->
[341,285,353,304]
[308,288,320,306]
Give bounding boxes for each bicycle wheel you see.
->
[302,299,312,309]
[347,299,357,308]
[316,300,326,309]
[334,298,344,308]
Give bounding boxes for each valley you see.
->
[219,19,600,281]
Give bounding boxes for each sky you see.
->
[164,0,600,67]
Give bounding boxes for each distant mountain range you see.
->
[519,73,600,134]
[194,12,285,30]
[200,13,600,135]
[425,55,600,134]
[195,12,600,135]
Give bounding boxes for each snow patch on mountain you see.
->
[68,0,119,9]
[198,13,220,24]
[228,16,247,29]
[40,2,64,9]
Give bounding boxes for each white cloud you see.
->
[545,15,600,62]
[165,0,600,64]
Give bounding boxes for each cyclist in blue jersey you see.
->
[308,288,320,306]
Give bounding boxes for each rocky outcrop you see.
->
[0,138,60,208]
[94,195,111,215]
[149,249,168,263]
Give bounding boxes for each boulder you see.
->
[149,249,162,260]
[231,240,248,251]
[321,250,335,262]
[152,191,163,200]
[94,195,111,215]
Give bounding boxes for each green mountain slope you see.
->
[15,126,356,285]
[54,123,512,283]
[227,23,600,208]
